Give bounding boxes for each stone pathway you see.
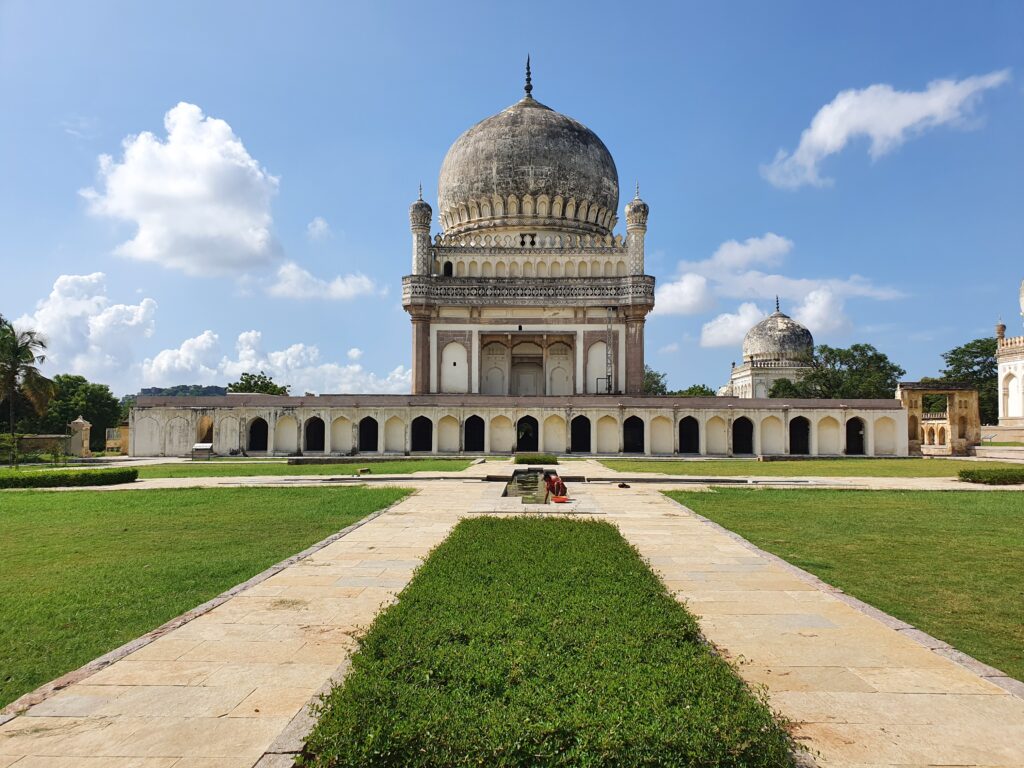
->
[3,465,1023,766]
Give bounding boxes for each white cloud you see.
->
[689,233,793,271]
[15,273,157,382]
[347,347,363,360]
[307,216,331,240]
[81,102,280,275]
[267,261,379,301]
[792,287,849,335]
[142,330,411,394]
[652,273,714,316]
[762,70,1010,188]
[700,302,766,348]
[657,342,680,354]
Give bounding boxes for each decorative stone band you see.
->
[439,197,616,240]
[401,275,656,308]
[434,232,625,250]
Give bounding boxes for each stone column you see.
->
[753,418,762,456]
[324,414,332,454]
[471,331,480,393]
[575,331,585,394]
[643,417,651,455]
[839,411,848,455]
[410,311,431,395]
[267,419,276,456]
[624,311,645,395]
[698,415,707,456]
[783,410,790,455]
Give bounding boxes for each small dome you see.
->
[437,77,618,238]
[742,306,814,364]
[409,189,432,229]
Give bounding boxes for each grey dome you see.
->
[438,96,619,237]
[742,309,814,364]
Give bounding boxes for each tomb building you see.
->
[719,300,814,398]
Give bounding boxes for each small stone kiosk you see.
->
[896,382,980,456]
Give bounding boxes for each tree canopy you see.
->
[769,343,905,400]
[642,366,717,397]
[19,374,121,451]
[0,314,54,439]
[227,371,290,396]
[938,337,998,424]
[670,383,718,397]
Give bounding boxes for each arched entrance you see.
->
[304,417,325,452]
[732,417,754,455]
[464,415,485,452]
[623,416,644,453]
[846,417,865,455]
[411,416,433,452]
[516,416,539,452]
[247,418,268,452]
[358,417,378,452]
[570,415,591,453]
[679,416,699,454]
[196,415,214,444]
[789,416,810,455]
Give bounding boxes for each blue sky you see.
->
[1,0,1021,396]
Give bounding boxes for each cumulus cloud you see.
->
[762,70,1010,188]
[700,303,766,348]
[690,233,793,272]
[653,273,714,316]
[142,330,411,394]
[347,347,363,360]
[657,342,680,354]
[267,262,379,301]
[307,216,331,240]
[793,287,849,335]
[15,273,157,381]
[81,102,280,275]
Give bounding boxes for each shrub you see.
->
[513,452,558,465]
[0,468,138,489]
[959,467,1024,485]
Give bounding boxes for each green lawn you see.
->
[136,458,472,479]
[602,457,1024,477]
[666,489,1024,681]
[0,486,409,708]
[304,517,795,767]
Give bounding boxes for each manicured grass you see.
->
[0,486,409,708]
[513,452,558,464]
[602,457,1024,477]
[667,489,1024,681]
[136,458,472,479]
[303,518,795,767]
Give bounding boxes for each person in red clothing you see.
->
[543,470,568,503]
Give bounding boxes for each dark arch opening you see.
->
[248,418,268,452]
[442,261,453,277]
[789,416,810,455]
[516,416,538,452]
[570,415,591,453]
[411,416,433,452]
[909,414,919,440]
[679,416,699,454]
[359,417,378,452]
[304,417,325,452]
[464,415,485,452]
[623,416,644,454]
[846,417,865,455]
[197,416,214,444]
[733,417,754,455]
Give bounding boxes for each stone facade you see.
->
[896,382,980,456]
[996,309,1024,427]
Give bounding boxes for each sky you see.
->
[1,0,1021,397]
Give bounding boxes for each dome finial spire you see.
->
[524,54,533,98]
[775,296,780,313]
[417,182,423,201]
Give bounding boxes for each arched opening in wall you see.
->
[874,417,897,456]
[304,417,325,452]
[587,341,611,394]
[456,261,466,277]
[732,417,754,455]
[274,416,298,453]
[679,416,699,453]
[908,414,919,441]
[650,416,672,454]
[496,261,507,277]
[438,416,459,452]
[570,415,591,453]
[760,416,784,454]
[543,415,567,453]
[359,417,378,452]
[490,416,514,452]
[938,426,947,446]
[441,342,469,393]
[516,416,538,452]
[1003,373,1021,417]
[331,417,352,453]
[578,261,588,277]
[623,416,644,453]
[926,427,935,445]
[846,417,866,455]
[384,417,405,452]
[596,415,618,453]
[818,416,841,454]
[196,416,214,444]
[464,415,485,452]
[957,415,967,440]
[616,260,627,276]
[248,418,268,452]
[706,416,728,454]
[442,261,453,277]
[789,416,810,455]
[411,416,432,452]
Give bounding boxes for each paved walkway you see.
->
[3,464,1024,766]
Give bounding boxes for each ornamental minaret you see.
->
[409,185,432,275]
[624,183,649,275]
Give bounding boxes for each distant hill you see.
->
[139,385,227,397]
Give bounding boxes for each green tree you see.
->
[21,375,121,451]
[0,314,54,445]
[227,371,290,395]
[767,344,905,400]
[939,337,998,425]
[641,365,669,396]
[669,384,718,397]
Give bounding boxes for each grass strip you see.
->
[0,467,137,488]
[666,488,1024,681]
[513,453,559,464]
[602,457,1024,477]
[303,517,795,767]
[136,458,471,479]
[0,486,409,708]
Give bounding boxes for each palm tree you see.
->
[0,314,55,441]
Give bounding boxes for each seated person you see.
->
[543,470,568,502]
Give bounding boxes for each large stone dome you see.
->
[437,85,619,238]
[742,307,814,364]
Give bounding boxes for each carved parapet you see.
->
[434,232,625,250]
[401,275,656,310]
